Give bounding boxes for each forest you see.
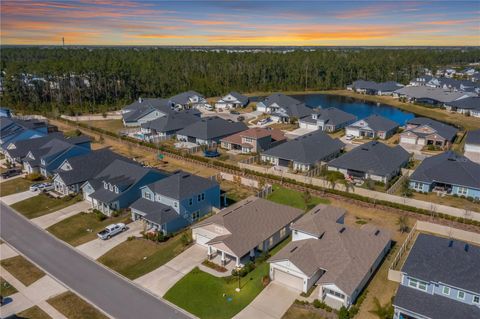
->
[1,47,479,115]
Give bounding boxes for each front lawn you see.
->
[0,255,45,286]
[98,232,190,280]
[47,212,130,246]
[11,193,82,219]
[17,306,52,319]
[164,237,291,319]
[47,291,108,319]
[267,185,330,210]
[0,178,34,197]
[0,276,18,296]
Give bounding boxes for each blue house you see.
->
[409,151,480,200]
[0,107,12,118]
[0,118,48,148]
[81,159,168,216]
[393,234,480,319]
[130,171,221,235]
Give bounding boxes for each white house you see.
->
[215,91,249,110]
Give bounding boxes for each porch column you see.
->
[236,256,240,267]
[221,251,226,266]
[223,194,227,207]
[207,245,213,259]
[249,249,255,261]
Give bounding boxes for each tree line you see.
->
[1,47,479,115]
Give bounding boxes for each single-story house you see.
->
[256,93,312,123]
[130,171,221,235]
[261,131,345,172]
[393,234,480,319]
[437,77,480,94]
[408,75,435,87]
[81,159,168,216]
[169,91,208,109]
[176,116,248,146]
[220,127,286,154]
[400,117,458,148]
[140,109,201,141]
[299,107,357,132]
[350,80,404,95]
[409,151,480,200]
[345,114,399,140]
[3,132,64,164]
[1,117,49,148]
[269,204,391,309]
[122,98,174,127]
[52,148,132,196]
[464,129,480,160]
[393,86,475,106]
[192,196,303,268]
[215,91,249,109]
[327,141,410,183]
[444,97,480,117]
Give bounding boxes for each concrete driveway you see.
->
[285,127,317,139]
[0,190,38,205]
[134,244,206,297]
[31,200,91,229]
[76,221,143,259]
[234,282,299,319]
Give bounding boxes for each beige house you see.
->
[220,127,286,154]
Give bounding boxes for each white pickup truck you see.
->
[97,223,127,240]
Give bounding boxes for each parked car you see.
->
[97,223,127,240]
[29,182,53,192]
[0,168,22,179]
[345,134,354,140]
[258,117,271,125]
[204,104,213,111]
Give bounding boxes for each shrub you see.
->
[338,306,350,319]
[111,210,120,217]
[127,236,136,241]
[25,173,43,181]
[231,261,255,277]
[94,210,107,221]
[180,232,192,246]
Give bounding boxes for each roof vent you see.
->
[339,227,346,233]
[464,244,469,252]
[374,230,380,236]
[448,240,454,247]
[319,232,325,239]
[290,246,298,253]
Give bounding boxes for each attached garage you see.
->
[400,136,417,145]
[272,268,304,291]
[192,227,217,247]
[299,121,319,130]
[345,127,360,137]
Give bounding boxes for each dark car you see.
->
[237,116,245,122]
[230,110,240,115]
[1,168,22,179]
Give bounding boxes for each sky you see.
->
[1,0,479,46]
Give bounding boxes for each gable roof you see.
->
[219,91,249,105]
[122,99,173,123]
[24,136,89,168]
[405,117,458,141]
[352,80,404,92]
[176,116,248,140]
[394,86,475,103]
[140,110,200,132]
[130,198,180,226]
[194,197,303,258]
[352,114,399,132]
[169,91,204,105]
[465,129,480,146]
[0,118,47,141]
[309,107,357,126]
[409,151,480,189]
[5,132,64,159]
[402,233,480,293]
[445,96,480,110]
[291,205,346,237]
[261,93,312,119]
[220,127,286,145]
[145,170,218,200]
[328,141,410,177]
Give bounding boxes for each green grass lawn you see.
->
[164,237,291,319]
[17,305,52,319]
[267,185,330,210]
[47,212,130,246]
[1,256,45,286]
[0,276,18,296]
[98,232,190,280]
[47,291,108,319]
[11,193,82,219]
[0,178,34,197]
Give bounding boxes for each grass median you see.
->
[11,193,82,219]
[0,178,34,197]
[0,276,18,296]
[48,291,108,319]
[1,255,45,286]
[17,306,52,319]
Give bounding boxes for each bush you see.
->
[111,210,120,217]
[127,236,136,241]
[231,261,255,277]
[25,173,43,181]
[94,210,107,221]
[338,306,350,319]
[180,232,192,246]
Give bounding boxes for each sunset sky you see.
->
[1,0,479,46]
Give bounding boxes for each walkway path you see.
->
[31,200,91,229]
[0,190,37,205]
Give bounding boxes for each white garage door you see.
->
[195,233,213,247]
[400,136,417,144]
[465,144,480,153]
[345,128,359,137]
[273,268,304,291]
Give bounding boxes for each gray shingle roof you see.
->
[262,131,345,165]
[308,107,357,126]
[261,93,312,119]
[218,91,249,105]
[176,116,248,140]
[466,129,480,146]
[5,132,64,160]
[140,110,200,132]
[352,80,403,92]
[394,285,480,319]
[353,114,399,132]
[291,205,346,237]
[394,86,475,103]
[405,117,458,141]
[402,233,480,293]
[145,170,218,200]
[445,96,480,110]
[328,141,410,177]
[130,198,180,226]
[122,98,173,123]
[410,151,480,189]
[169,91,204,105]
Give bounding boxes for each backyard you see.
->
[403,191,479,212]
[0,178,34,197]
[47,291,108,319]
[98,231,191,280]
[0,255,45,286]
[11,193,82,219]
[84,119,125,134]
[267,185,330,210]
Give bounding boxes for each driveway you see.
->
[76,221,143,259]
[0,190,38,205]
[134,244,206,297]
[464,151,480,164]
[31,200,92,229]
[234,282,299,319]
[285,127,317,139]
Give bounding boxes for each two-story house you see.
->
[299,107,357,132]
[393,234,480,319]
[256,93,312,123]
[0,117,49,149]
[169,91,208,109]
[3,132,64,164]
[220,127,286,154]
[139,109,201,141]
[121,98,174,127]
[130,171,220,235]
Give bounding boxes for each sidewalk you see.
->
[31,200,91,229]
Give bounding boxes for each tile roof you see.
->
[409,151,480,189]
[176,116,248,140]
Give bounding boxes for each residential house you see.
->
[393,86,475,106]
[52,148,133,196]
[130,171,220,235]
[176,116,248,146]
[0,117,49,148]
[437,77,480,94]
[299,107,357,132]
[215,91,249,109]
[393,234,480,319]
[345,114,399,140]
[121,98,173,127]
[269,205,390,309]
[22,136,91,177]
[464,129,480,163]
[399,117,458,148]
[3,132,64,164]
[256,93,311,123]
[192,196,303,268]
[350,80,404,95]
[408,75,435,87]
[220,127,286,154]
[327,141,410,183]
[0,107,12,118]
[261,131,345,172]
[444,97,480,117]
[82,159,168,216]
[139,109,201,141]
[409,151,480,200]
[169,91,208,109]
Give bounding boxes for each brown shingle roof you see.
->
[220,127,286,145]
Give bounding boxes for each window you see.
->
[174,201,178,208]
[189,198,193,206]
[192,211,200,220]
[145,192,151,200]
[457,291,465,300]
[408,278,428,291]
[473,296,479,304]
[457,187,468,196]
[197,194,201,201]
[201,193,205,201]
[442,286,450,295]
[412,182,423,191]
[268,237,273,247]
[280,227,286,238]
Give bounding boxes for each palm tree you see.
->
[369,297,393,319]
[396,216,409,233]
[302,190,312,210]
